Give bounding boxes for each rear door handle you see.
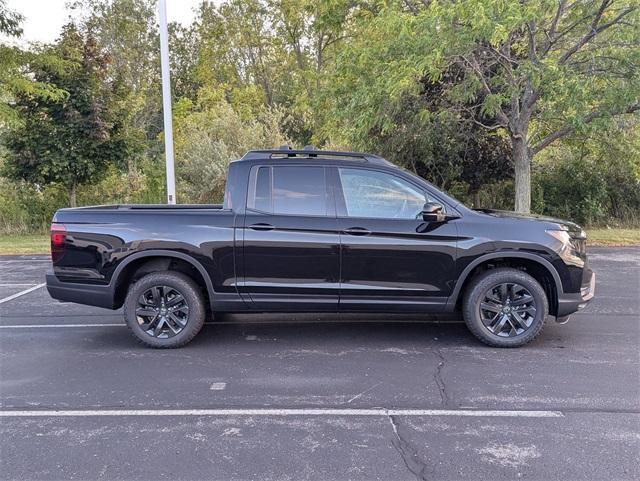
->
[343,227,371,236]
[248,223,275,231]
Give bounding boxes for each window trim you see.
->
[332,166,450,220]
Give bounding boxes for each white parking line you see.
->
[0,323,125,329]
[0,283,45,305]
[0,284,39,287]
[0,408,563,418]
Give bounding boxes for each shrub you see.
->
[174,100,289,203]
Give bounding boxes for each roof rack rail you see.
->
[241,148,390,165]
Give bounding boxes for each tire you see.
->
[123,271,206,348]
[462,268,548,348]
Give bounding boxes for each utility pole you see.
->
[158,0,176,204]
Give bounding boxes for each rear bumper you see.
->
[556,269,595,317]
[46,272,116,309]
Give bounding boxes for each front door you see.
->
[333,167,458,311]
[240,164,340,310]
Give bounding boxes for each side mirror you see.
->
[422,202,445,222]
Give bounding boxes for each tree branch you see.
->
[460,105,508,131]
[403,0,419,14]
[526,21,539,64]
[531,102,640,155]
[548,1,566,41]
[559,3,636,65]
[459,54,510,126]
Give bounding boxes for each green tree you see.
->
[174,96,289,203]
[0,0,64,124]
[3,25,126,206]
[169,21,200,102]
[347,65,513,206]
[328,0,640,213]
[534,120,640,224]
[71,0,161,172]
[269,0,355,142]
[0,0,22,37]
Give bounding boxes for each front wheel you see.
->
[123,271,206,348]
[462,268,548,348]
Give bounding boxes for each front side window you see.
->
[248,165,328,216]
[338,168,430,219]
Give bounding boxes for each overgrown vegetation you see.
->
[0,0,638,234]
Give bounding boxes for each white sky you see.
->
[3,0,203,44]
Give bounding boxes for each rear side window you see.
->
[273,166,327,216]
[248,166,328,216]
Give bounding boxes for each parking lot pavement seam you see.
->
[387,413,430,481]
[433,347,451,408]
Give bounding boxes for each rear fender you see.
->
[111,250,216,309]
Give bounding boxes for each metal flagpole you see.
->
[158,0,176,204]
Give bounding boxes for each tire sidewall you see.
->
[463,268,548,348]
[124,272,206,348]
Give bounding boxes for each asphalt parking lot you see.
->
[0,248,638,481]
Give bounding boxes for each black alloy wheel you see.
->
[124,271,206,348]
[479,282,537,337]
[136,285,189,338]
[462,268,548,348]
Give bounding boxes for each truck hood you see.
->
[474,209,584,236]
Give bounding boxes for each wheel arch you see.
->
[448,252,563,316]
[111,250,216,310]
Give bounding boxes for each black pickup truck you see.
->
[47,147,595,348]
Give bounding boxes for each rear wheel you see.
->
[123,271,206,348]
[462,268,548,348]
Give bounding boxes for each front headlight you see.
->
[546,229,571,245]
[546,229,585,266]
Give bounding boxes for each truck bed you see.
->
[57,203,224,211]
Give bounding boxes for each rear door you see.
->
[333,167,458,311]
[240,164,340,310]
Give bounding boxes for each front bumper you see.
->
[556,269,595,317]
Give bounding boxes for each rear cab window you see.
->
[247,165,330,216]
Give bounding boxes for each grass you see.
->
[0,234,50,255]
[586,228,640,247]
[0,228,638,255]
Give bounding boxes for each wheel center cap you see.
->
[160,308,167,315]
[503,306,511,313]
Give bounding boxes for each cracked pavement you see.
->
[0,247,638,480]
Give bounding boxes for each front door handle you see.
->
[343,227,371,236]
[249,223,275,231]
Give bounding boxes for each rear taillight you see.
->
[50,223,67,263]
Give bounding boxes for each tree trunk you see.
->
[512,137,531,213]
[69,182,77,208]
[472,189,481,209]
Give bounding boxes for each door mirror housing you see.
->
[422,202,445,222]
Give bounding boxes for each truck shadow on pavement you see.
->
[91,314,506,352]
